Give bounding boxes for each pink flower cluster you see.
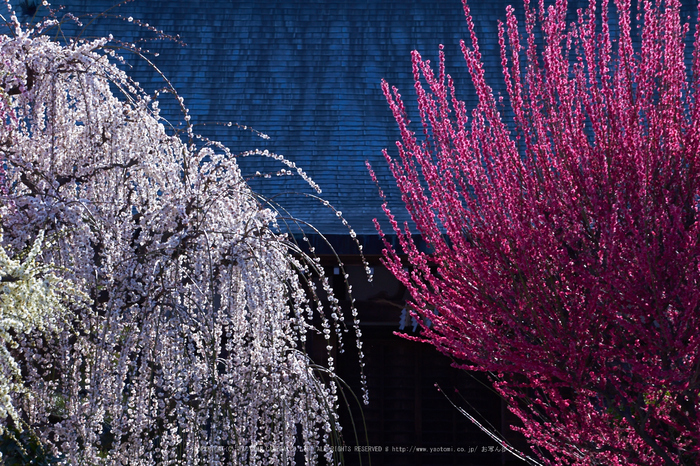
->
[373,0,700,463]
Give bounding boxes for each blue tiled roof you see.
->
[18,0,699,239]
[15,0,503,237]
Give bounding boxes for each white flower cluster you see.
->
[0,231,67,435]
[0,17,359,465]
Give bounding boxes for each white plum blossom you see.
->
[0,231,71,436]
[0,14,360,466]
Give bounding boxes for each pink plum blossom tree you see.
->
[372,0,700,464]
[0,5,363,465]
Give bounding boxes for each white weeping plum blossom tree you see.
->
[0,5,365,465]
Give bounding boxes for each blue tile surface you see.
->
[15,0,699,239]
